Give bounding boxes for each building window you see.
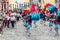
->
[55,0,57,3]
[2,0,5,3]
[24,2,29,7]
[39,0,41,3]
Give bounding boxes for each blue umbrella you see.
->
[48,5,57,13]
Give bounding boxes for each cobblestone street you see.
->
[0,0,60,40]
[0,20,60,40]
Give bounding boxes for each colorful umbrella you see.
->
[23,7,30,14]
[45,3,57,14]
[29,3,40,21]
[45,3,51,7]
[48,5,57,13]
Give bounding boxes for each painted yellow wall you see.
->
[44,0,55,5]
[41,0,56,8]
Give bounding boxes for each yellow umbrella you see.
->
[46,8,48,10]
[25,7,30,10]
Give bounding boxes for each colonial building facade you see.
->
[39,0,59,8]
[0,0,2,11]
[0,0,9,12]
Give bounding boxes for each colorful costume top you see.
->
[29,4,40,22]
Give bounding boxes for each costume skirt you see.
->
[55,24,60,28]
[23,22,32,28]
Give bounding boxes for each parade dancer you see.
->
[40,13,43,24]
[42,13,46,26]
[30,12,40,28]
[41,8,47,26]
[49,15,55,31]
[30,4,40,28]
[54,15,60,36]
[22,7,32,36]
[54,3,60,36]
[23,14,32,37]
[26,15,32,36]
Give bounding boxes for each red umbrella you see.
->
[23,7,30,14]
[24,10,29,14]
[45,3,51,7]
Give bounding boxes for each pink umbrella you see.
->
[57,3,60,9]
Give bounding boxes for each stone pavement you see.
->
[0,20,60,40]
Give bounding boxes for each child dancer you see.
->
[55,16,60,36]
[23,14,32,37]
[40,13,43,24]
[43,13,46,26]
[54,8,60,36]
[49,15,55,31]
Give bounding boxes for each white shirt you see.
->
[16,13,20,17]
[10,12,16,17]
[10,16,15,21]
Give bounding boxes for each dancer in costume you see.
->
[49,15,55,31]
[42,3,57,34]
[54,3,60,36]
[30,12,40,28]
[30,4,40,28]
[23,7,32,37]
[40,12,43,24]
[23,14,32,37]
[54,9,60,36]
[41,7,47,26]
